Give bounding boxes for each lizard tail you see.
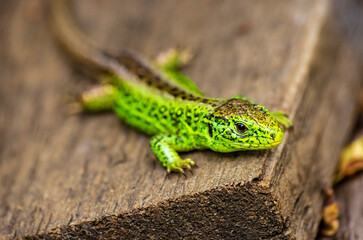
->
[49,0,118,73]
[49,0,204,100]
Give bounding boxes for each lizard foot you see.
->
[270,111,293,129]
[155,47,194,69]
[166,158,195,174]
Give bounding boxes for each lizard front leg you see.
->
[150,134,196,173]
[270,111,293,128]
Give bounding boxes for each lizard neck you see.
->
[180,99,226,150]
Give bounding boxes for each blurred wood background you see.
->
[0,0,362,239]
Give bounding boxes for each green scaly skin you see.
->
[80,49,291,173]
[50,0,292,173]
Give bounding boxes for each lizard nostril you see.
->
[270,133,274,139]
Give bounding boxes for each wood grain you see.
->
[0,0,361,239]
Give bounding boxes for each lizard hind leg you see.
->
[154,48,204,97]
[77,84,118,113]
[155,47,194,70]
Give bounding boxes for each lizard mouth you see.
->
[243,131,284,150]
[271,131,284,145]
[261,131,284,148]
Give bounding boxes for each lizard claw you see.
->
[164,171,171,180]
[165,158,196,175]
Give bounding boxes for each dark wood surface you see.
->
[318,116,363,240]
[333,173,363,239]
[0,0,361,239]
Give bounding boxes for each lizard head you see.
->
[206,98,284,152]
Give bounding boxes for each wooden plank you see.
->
[0,0,361,239]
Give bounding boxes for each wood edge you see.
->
[21,182,289,239]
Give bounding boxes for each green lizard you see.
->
[51,0,292,173]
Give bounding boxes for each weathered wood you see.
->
[332,174,363,239]
[0,0,361,239]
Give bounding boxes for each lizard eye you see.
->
[236,123,247,133]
